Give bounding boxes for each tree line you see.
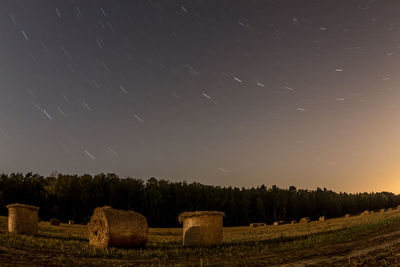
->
[1,172,399,227]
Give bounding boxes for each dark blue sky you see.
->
[1,0,400,192]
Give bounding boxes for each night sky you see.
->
[1,0,400,193]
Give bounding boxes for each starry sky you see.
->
[1,0,400,193]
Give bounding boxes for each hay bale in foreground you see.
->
[68,220,74,225]
[299,217,310,223]
[249,223,266,227]
[361,210,370,216]
[7,203,39,235]
[273,221,284,226]
[179,211,224,247]
[319,216,325,221]
[50,218,60,226]
[88,206,148,248]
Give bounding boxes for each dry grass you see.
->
[0,209,400,266]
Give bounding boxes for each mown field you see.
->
[1,210,400,266]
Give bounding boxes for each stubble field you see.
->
[1,209,400,266]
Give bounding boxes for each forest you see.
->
[0,172,399,227]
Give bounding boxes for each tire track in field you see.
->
[277,230,400,267]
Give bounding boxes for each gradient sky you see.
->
[1,0,400,193]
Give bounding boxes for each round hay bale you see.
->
[290,220,297,224]
[249,223,266,227]
[273,221,284,226]
[178,211,224,247]
[379,209,385,213]
[7,203,39,235]
[88,206,148,248]
[344,214,350,218]
[361,210,370,216]
[68,220,74,225]
[299,217,310,223]
[50,218,60,226]
[319,216,325,221]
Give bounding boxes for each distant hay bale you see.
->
[388,207,395,211]
[319,216,325,221]
[68,220,74,225]
[50,218,60,226]
[273,221,284,226]
[361,210,370,216]
[290,220,297,224]
[344,214,350,218]
[178,211,224,247]
[379,209,385,213]
[249,223,266,227]
[88,206,148,248]
[299,217,310,223]
[7,203,39,235]
[370,211,375,215]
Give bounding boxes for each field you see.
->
[2,210,400,266]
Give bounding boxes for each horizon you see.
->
[2,171,399,195]
[2,1,400,194]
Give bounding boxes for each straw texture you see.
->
[361,210,370,216]
[88,206,148,248]
[178,211,224,247]
[249,223,266,227]
[299,217,310,223]
[319,216,325,221]
[7,203,39,235]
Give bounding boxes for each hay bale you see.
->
[249,223,266,227]
[178,211,224,247]
[379,208,385,213]
[68,220,74,225]
[344,214,350,218]
[397,205,400,209]
[290,220,297,224]
[273,221,284,226]
[7,203,39,235]
[361,210,370,216]
[88,206,148,248]
[370,211,375,215]
[319,216,326,221]
[299,217,310,223]
[50,218,60,226]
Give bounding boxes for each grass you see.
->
[1,210,400,266]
